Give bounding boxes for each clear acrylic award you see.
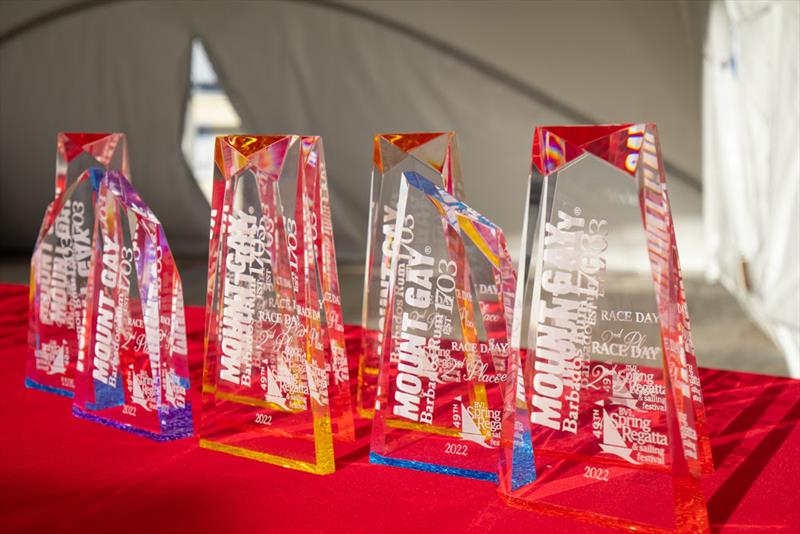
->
[200,135,353,474]
[500,124,713,532]
[369,172,531,484]
[72,170,192,440]
[27,132,130,397]
[359,133,464,418]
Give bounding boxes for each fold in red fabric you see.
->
[1,283,798,533]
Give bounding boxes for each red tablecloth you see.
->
[1,283,798,533]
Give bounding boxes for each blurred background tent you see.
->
[703,0,800,376]
[0,0,797,376]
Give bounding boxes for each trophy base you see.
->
[498,490,675,533]
[369,452,498,482]
[199,439,335,475]
[25,377,73,398]
[72,406,193,442]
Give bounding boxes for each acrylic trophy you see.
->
[200,135,353,474]
[369,172,533,484]
[27,133,130,397]
[500,125,712,532]
[360,133,464,418]
[72,170,192,440]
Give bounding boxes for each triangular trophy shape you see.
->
[200,135,353,475]
[72,170,192,441]
[500,124,713,532]
[57,132,130,196]
[359,132,465,419]
[369,171,532,484]
[27,132,131,398]
[301,137,355,441]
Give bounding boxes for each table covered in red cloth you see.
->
[1,283,798,533]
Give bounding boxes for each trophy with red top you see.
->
[499,124,713,533]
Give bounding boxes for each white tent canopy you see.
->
[0,0,707,261]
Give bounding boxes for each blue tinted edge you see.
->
[25,377,73,398]
[370,452,498,483]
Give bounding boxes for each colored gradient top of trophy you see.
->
[501,124,712,533]
[56,133,130,197]
[200,135,353,475]
[72,170,192,441]
[360,132,465,418]
[369,171,529,483]
[27,132,128,398]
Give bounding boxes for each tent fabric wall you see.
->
[703,0,800,376]
[0,1,208,256]
[0,0,706,263]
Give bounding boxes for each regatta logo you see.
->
[129,368,155,411]
[36,340,68,375]
[219,209,258,386]
[600,406,667,465]
[165,371,187,408]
